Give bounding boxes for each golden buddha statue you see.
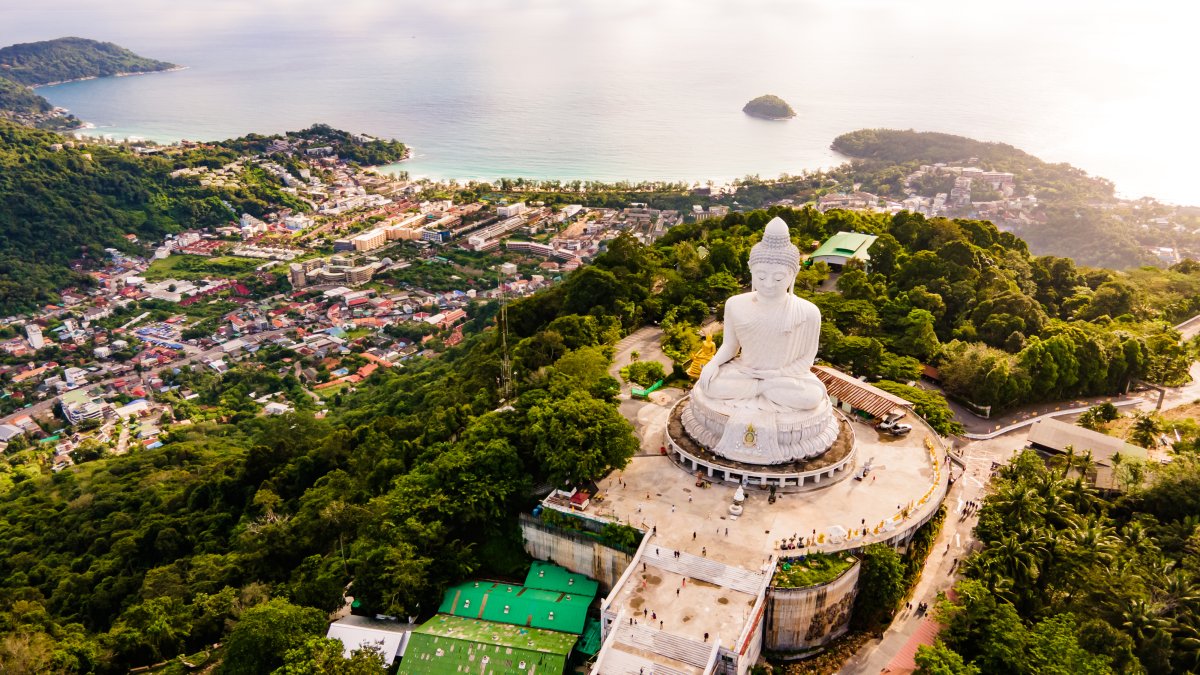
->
[686,332,717,379]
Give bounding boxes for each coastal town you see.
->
[811,161,1197,267]
[0,136,696,476]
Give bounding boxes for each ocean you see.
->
[7,0,1198,204]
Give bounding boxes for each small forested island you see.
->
[743,93,796,119]
[0,37,177,128]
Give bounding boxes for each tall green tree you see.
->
[218,598,326,675]
[853,543,906,628]
[274,636,387,674]
[914,641,980,675]
[525,390,638,486]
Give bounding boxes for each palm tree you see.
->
[1077,450,1097,482]
[1171,623,1200,673]
[1062,444,1077,477]
[1060,476,1101,517]
[1131,412,1160,448]
[991,485,1045,528]
[970,553,1016,601]
[1034,476,1077,529]
[1066,517,1119,568]
[1122,520,1152,552]
[1159,570,1200,614]
[987,529,1047,604]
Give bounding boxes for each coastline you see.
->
[366,146,414,174]
[32,65,186,89]
[45,117,1194,207]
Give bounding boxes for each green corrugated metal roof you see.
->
[399,614,573,675]
[811,231,878,261]
[524,561,600,598]
[575,618,603,657]
[438,580,591,635]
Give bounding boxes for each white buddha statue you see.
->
[683,217,840,464]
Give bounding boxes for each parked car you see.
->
[876,412,904,431]
[888,423,913,436]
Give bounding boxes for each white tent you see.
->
[326,616,416,666]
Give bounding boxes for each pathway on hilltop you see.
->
[609,326,686,456]
[840,436,1012,674]
[959,398,1144,440]
[608,326,670,382]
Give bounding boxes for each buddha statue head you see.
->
[748,218,800,297]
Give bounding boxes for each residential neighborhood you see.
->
[0,143,680,473]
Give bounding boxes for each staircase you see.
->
[613,622,713,669]
[598,648,696,675]
[640,546,767,596]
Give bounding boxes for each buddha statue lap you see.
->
[682,217,839,464]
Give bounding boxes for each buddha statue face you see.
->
[751,261,794,300]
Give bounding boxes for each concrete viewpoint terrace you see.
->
[590,414,948,571]
[547,408,949,673]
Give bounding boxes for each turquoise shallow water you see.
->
[10,0,1199,203]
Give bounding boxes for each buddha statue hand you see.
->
[759,373,825,410]
[697,360,721,391]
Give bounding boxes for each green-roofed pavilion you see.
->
[438,579,591,635]
[810,231,878,270]
[524,560,600,598]
[399,614,574,674]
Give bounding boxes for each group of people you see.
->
[959,499,981,520]
[624,607,668,631]
[906,601,929,615]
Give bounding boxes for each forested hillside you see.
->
[0,121,405,314]
[0,37,175,128]
[0,297,638,672]
[832,129,1117,204]
[0,37,175,86]
[653,208,1194,415]
[0,77,51,115]
[2,206,1199,671]
[918,452,1200,674]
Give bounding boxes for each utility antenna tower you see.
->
[497,269,514,402]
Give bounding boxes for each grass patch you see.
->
[772,552,856,589]
[314,381,351,400]
[144,255,261,281]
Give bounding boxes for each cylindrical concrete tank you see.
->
[764,558,860,652]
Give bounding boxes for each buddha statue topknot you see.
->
[682,217,839,464]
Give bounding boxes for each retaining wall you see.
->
[764,559,861,652]
[519,512,635,592]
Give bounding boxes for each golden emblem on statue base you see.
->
[743,424,757,447]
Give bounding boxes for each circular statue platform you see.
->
[666,396,857,492]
